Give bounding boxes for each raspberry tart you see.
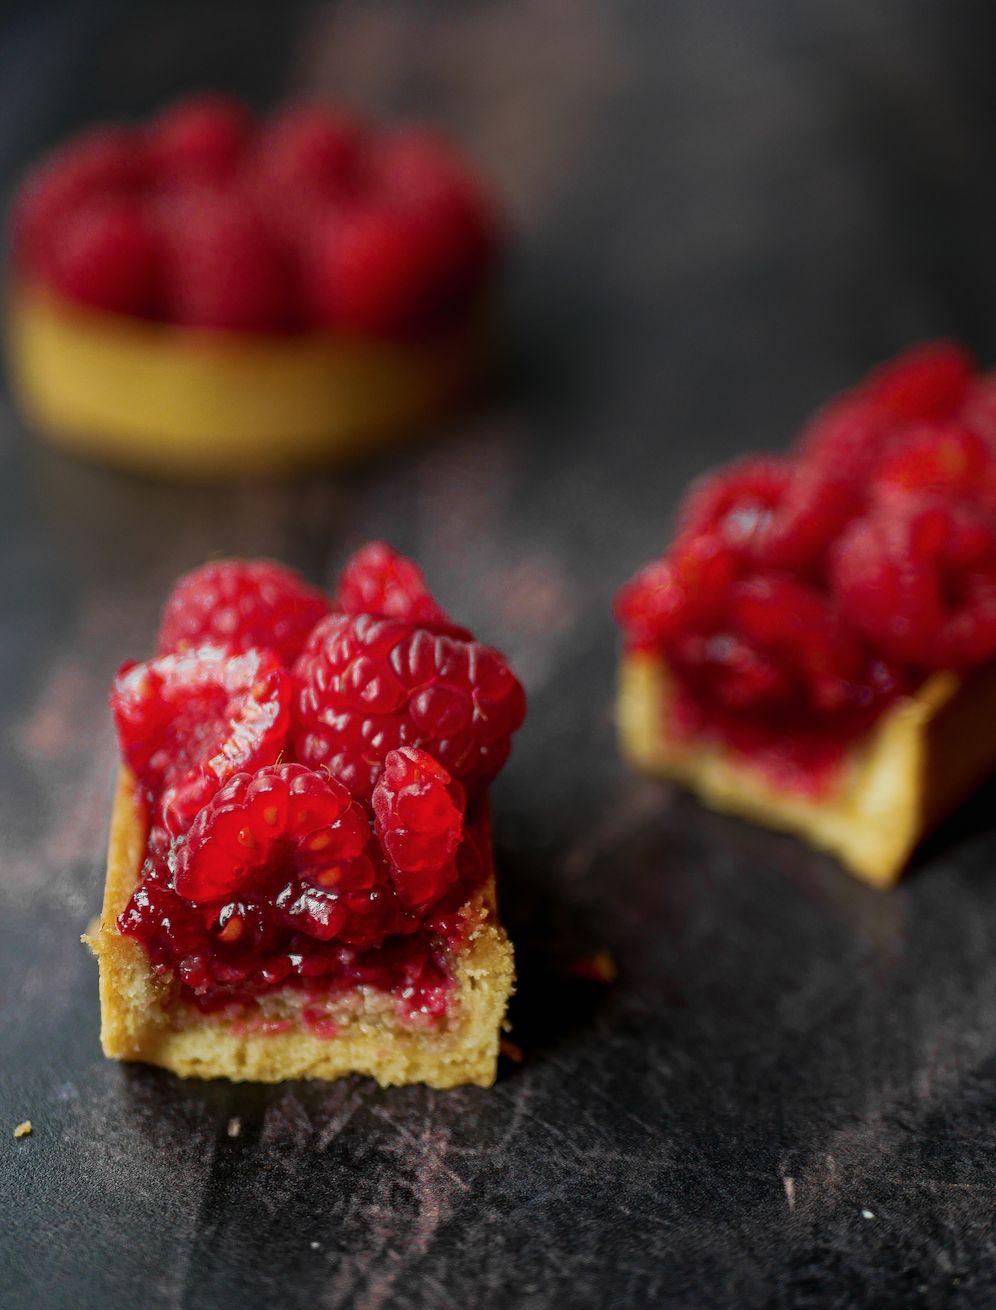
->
[615,342,996,888]
[88,546,523,1086]
[5,96,498,479]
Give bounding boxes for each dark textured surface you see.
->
[3,2,996,1306]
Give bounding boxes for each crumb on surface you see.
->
[568,950,618,983]
[227,1117,241,1138]
[14,1120,32,1138]
[500,1039,524,1063]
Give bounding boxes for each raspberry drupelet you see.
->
[93,546,521,1086]
[615,341,996,887]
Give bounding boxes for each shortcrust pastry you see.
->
[5,96,498,478]
[614,342,996,888]
[88,546,524,1086]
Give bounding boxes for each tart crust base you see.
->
[618,652,996,889]
[87,768,515,1087]
[5,282,489,480]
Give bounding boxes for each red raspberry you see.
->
[148,93,253,183]
[155,183,290,331]
[9,126,146,274]
[175,763,368,904]
[613,532,738,650]
[669,574,866,717]
[831,496,996,668]
[109,646,291,835]
[291,613,526,802]
[305,130,498,336]
[157,558,331,667]
[242,103,366,244]
[872,422,990,496]
[334,541,458,629]
[373,747,465,906]
[865,339,974,422]
[960,373,996,447]
[45,193,159,315]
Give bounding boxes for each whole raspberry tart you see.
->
[88,546,524,1086]
[4,95,499,479]
[614,342,996,888]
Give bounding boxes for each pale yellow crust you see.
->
[86,768,515,1087]
[4,282,490,480]
[617,652,996,889]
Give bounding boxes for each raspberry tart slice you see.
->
[615,342,996,888]
[5,96,499,479]
[89,548,523,1087]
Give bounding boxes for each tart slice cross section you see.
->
[614,342,996,888]
[90,547,522,1086]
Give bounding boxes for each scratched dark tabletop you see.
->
[5,2,996,1306]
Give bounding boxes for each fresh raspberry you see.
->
[370,129,499,286]
[373,747,465,906]
[148,93,253,183]
[155,183,290,331]
[109,646,291,835]
[831,496,996,668]
[670,574,866,717]
[334,541,457,629]
[10,126,146,275]
[44,193,159,315]
[157,558,331,667]
[865,339,974,422]
[242,103,365,244]
[174,763,369,904]
[305,131,498,336]
[960,374,996,447]
[292,613,526,802]
[613,532,738,650]
[872,422,990,497]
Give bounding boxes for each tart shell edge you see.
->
[5,282,490,481]
[617,651,996,889]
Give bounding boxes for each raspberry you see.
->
[155,183,290,331]
[334,541,457,629]
[613,533,738,650]
[109,646,291,835]
[872,422,990,496]
[45,193,159,315]
[148,93,253,183]
[373,747,465,906]
[157,558,331,667]
[292,612,526,802]
[865,340,974,422]
[175,763,368,904]
[831,496,996,668]
[242,104,366,246]
[670,574,865,716]
[10,126,146,275]
[305,131,498,335]
[960,374,996,447]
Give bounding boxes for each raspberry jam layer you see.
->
[118,781,491,1030]
[615,342,996,797]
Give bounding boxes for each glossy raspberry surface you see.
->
[118,759,490,1024]
[615,340,996,793]
[333,540,459,629]
[10,97,498,339]
[109,646,291,836]
[291,612,527,802]
[157,558,331,667]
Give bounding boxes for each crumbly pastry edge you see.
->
[85,767,515,1088]
[617,651,996,889]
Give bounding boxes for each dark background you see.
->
[3,2,996,1306]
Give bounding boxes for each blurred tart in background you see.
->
[615,342,996,888]
[4,94,500,479]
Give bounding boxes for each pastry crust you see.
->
[618,651,996,889]
[4,281,489,480]
[87,768,515,1087]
